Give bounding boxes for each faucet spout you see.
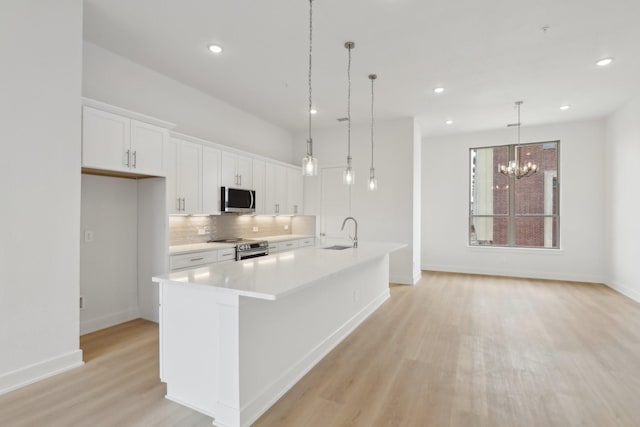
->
[341,217,358,248]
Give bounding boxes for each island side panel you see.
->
[160,281,222,418]
[238,254,391,426]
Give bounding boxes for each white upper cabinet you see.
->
[252,159,266,215]
[265,163,288,215]
[130,120,167,176]
[287,167,303,215]
[82,107,130,173]
[202,146,221,215]
[82,106,168,176]
[166,138,202,215]
[221,152,253,189]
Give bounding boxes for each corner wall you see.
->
[0,0,84,394]
[605,95,640,302]
[422,119,607,283]
[294,118,420,285]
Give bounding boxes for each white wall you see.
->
[422,119,607,283]
[294,118,421,284]
[0,0,84,394]
[82,41,294,164]
[605,95,640,302]
[80,175,139,334]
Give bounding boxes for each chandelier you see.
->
[498,101,537,179]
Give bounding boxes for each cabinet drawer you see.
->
[218,248,236,262]
[170,250,218,271]
[279,240,300,251]
[299,238,315,248]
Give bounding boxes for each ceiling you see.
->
[83,0,640,136]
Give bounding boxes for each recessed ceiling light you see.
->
[445,120,453,125]
[596,57,613,67]
[310,108,317,115]
[560,105,571,111]
[433,87,445,94]
[207,44,223,54]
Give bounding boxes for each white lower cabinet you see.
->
[170,250,218,271]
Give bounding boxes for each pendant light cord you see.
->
[347,43,352,164]
[307,0,313,156]
[370,76,375,169]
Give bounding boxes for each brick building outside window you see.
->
[470,141,559,248]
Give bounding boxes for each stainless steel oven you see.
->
[236,241,269,261]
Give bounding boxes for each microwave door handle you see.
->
[249,190,254,209]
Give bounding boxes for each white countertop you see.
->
[155,241,405,300]
[169,234,315,255]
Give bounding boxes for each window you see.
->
[469,141,559,248]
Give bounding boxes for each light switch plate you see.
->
[84,230,94,242]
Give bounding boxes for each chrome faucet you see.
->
[341,217,358,248]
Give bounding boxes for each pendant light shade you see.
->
[343,41,355,186]
[368,74,378,191]
[301,0,317,176]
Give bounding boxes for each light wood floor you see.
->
[2,272,640,427]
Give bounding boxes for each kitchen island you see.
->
[152,241,405,427]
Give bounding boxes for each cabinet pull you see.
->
[239,174,242,186]
[294,205,298,214]
[177,197,181,211]
[132,150,137,168]
[190,257,204,261]
[125,149,130,167]
[182,198,186,211]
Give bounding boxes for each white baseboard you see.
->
[240,289,391,427]
[80,306,140,335]
[422,263,605,284]
[389,274,415,285]
[165,394,216,420]
[605,280,640,303]
[0,350,84,396]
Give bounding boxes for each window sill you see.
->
[466,245,564,255]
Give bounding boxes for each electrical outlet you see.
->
[284,224,289,230]
[79,296,85,310]
[252,226,259,232]
[84,230,94,242]
[197,228,207,235]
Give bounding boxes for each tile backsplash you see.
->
[169,215,316,246]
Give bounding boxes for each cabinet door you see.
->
[165,139,180,214]
[130,120,167,176]
[265,163,287,215]
[82,106,130,172]
[287,167,303,215]
[236,155,253,189]
[252,160,266,214]
[220,152,238,188]
[202,146,221,215]
[179,141,202,215]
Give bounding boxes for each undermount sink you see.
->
[323,245,352,250]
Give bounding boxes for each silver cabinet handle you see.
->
[294,205,298,214]
[320,232,326,236]
[239,174,242,186]
[177,197,181,211]
[181,198,186,211]
[235,174,239,185]
[190,257,204,262]
[125,149,130,167]
[132,150,137,168]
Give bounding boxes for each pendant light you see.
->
[301,0,318,176]
[368,74,378,191]
[498,101,538,179]
[343,41,355,185]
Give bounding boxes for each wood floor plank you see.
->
[2,272,640,426]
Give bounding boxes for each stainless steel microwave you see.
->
[221,187,256,214]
